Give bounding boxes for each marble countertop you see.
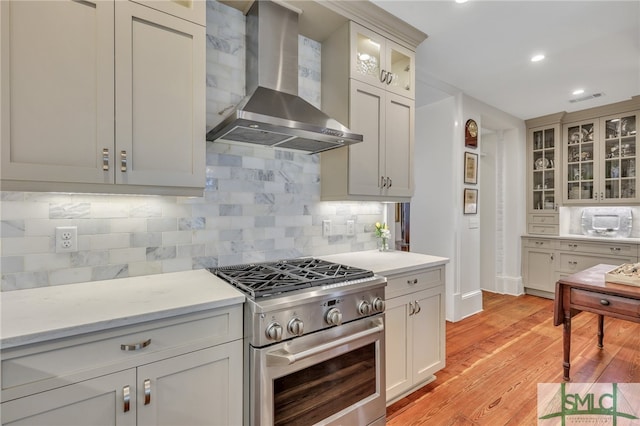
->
[320,250,449,276]
[0,269,245,349]
[522,234,640,244]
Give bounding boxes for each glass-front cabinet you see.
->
[530,126,558,212]
[601,113,637,200]
[527,123,560,235]
[563,111,638,204]
[565,120,597,203]
[350,22,415,99]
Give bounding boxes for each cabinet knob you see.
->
[600,299,610,306]
[407,278,418,285]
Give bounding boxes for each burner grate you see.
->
[211,258,374,298]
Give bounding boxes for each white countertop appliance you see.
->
[210,258,387,426]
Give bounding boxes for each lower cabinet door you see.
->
[411,287,445,384]
[523,248,556,293]
[136,341,243,426]
[385,294,412,402]
[1,369,136,426]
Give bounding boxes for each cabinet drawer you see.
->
[571,288,640,319]
[527,223,559,235]
[2,307,242,393]
[558,240,636,256]
[530,214,559,225]
[557,253,636,274]
[385,267,444,299]
[523,238,555,249]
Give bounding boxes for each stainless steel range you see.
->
[211,258,387,426]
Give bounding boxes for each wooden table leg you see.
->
[597,314,604,349]
[563,311,571,381]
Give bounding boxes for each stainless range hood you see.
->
[206,0,363,154]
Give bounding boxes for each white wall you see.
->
[412,93,526,321]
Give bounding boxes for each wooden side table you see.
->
[553,264,640,381]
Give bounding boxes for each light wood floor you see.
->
[386,291,640,425]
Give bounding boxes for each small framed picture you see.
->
[464,152,478,185]
[463,188,478,215]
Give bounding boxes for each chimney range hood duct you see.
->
[206,0,363,154]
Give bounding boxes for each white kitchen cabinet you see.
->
[521,236,639,298]
[527,124,561,235]
[1,308,243,426]
[350,22,415,100]
[0,0,205,195]
[385,266,445,404]
[321,21,415,202]
[521,237,557,295]
[1,370,137,426]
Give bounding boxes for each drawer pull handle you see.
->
[120,338,151,351]
[414,300,421,314]
[409,301,415,315]
[123,385,131,412]
[102,148,110,171]
[610,247,621,252]
[407,278,418,285]
[569,261,578,266]
[600,299,610,306]
[144,379,151,405]
[120,150,127,172]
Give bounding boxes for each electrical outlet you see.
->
[322,220,331,237]
[56,226,78,253]
[346,220,355,236]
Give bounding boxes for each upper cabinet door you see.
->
[115,1,206,189]
[349,22,415,100]
[564,119,599,204]
[529,125,559,213]
[386,40,415,99]
[348,80,386,196]
[1,0,114,185]
[599,112,638,203]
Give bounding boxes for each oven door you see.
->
[250,314,385,426]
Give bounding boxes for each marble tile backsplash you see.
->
[0,1,383,291]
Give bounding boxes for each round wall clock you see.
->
[465,119,478,148]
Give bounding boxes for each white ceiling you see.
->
[371,0,640,121]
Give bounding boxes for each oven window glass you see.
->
[273,343,376,425]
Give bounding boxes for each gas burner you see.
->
[211,258,374,298]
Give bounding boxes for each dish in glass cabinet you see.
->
[535,157,550,170]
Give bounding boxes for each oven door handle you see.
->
[266,320,384,366]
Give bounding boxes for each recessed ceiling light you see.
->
[572,89,585,95]
[531,54,545,62]
[455,0,468,3]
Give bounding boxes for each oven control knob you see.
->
[288,318,304,336]
[265,322,283,341]
[358,301,372,316]
[325,308,342,326]
[372,297,385,312]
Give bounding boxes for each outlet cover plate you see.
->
[56,226,78,253]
